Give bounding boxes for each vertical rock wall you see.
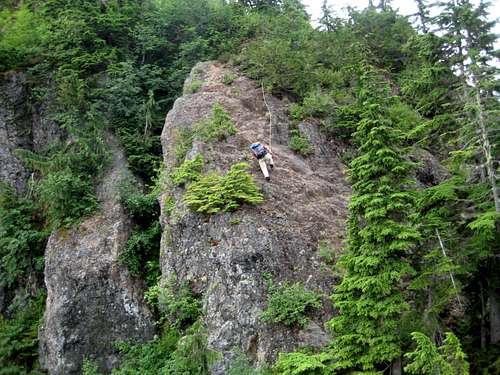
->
[160,62,351,370]
[39,136,155,374]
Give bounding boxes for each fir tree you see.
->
[327,67,420,371]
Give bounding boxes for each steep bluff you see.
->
[39,135,155,374]
[160,62,351,369]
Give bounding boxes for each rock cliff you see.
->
[39,135,155,374]
[0,72,59,195]
[160,62,351,370]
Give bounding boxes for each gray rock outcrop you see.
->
[0,72,60,194]
[160,62,351,370]
[39,135,155,375]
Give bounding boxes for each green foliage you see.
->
[404,332,469,375]
[261,281,322,328]
[184,79,203,94]
[0,5,46,70]
[184,163,263,215]
[273,351,333,375]
[327,68,420,371]
[227,351,271,375]
[119,189,161,286]
[145,277,201,329]
[195,104,237,142]
[222,73,237,85]
[110,326,181,375]
[0,292,45,375]
[316,240,334,264]
[174,127,195,164]
[288,128,313,156]
[82,359,102,375]
[0,186,48,290]
[170,154,204,186]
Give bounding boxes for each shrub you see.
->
[0,292,45,374]
[288,128,313,156]
[184,79,203,94]
[273,351,333,375]
[195,104,237,142]
[0,186,48,290]
[121,192,160,223]
[261,282,322,328]
[119,221,161,282]
[222,73,237,85]
[317,240,334,264]
[169,154,204,186]
[184,163,263,215]
[173,127,194,164]
[145,277,201,329]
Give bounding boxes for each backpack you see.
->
[250,142,267,159]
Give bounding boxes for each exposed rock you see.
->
[0,72,31,194]
[39,135,155,375]
[160,62,351,370]
[411,147,451,187]
[0,72,60,194]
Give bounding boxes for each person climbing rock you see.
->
[250,142,274,181]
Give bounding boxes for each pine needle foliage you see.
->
[184,163,263,215]
[404,332,469,375]
[327,68,420,371]
[169,154,204,186]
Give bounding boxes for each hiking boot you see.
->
[270,164,274,169]
[266,176,270,181]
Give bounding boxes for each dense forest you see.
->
[0,0,499,373]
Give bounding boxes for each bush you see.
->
[0,292,45,374]
[0,186,48,290]
[121,192,160,223]
[261,282,322,328]
[222,73,237,85]
[184,163,263,215]
[184,79,203,94]
[173,127,194,164]
[145,277,201,329]
[195,104,237,142]
[169,154,204,186]
[317,240,334,264]
[288,128,313,156]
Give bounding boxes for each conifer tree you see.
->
[327,67,420,371]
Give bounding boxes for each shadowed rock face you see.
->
[160,62,351,370]
[39,135,155,375]
[0,72,60,195]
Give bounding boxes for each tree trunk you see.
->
[391,356,402,375]
[489,282,500,344]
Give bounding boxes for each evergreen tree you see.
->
[327,67,420,371]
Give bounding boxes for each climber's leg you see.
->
[265,153,274,169]
[258,158,269,178]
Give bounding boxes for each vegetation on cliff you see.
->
[0,0,498,373]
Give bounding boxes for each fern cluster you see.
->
[184,163,263,215]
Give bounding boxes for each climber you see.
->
[250,142,274,181]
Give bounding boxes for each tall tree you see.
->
[327,66,420,371]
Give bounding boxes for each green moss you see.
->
[184,79,203,94]
[194,103,237,142]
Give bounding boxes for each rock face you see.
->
[39,135,155,375]
[160,62,351,370]
[0,72,32,194]
[0,72,60,194]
